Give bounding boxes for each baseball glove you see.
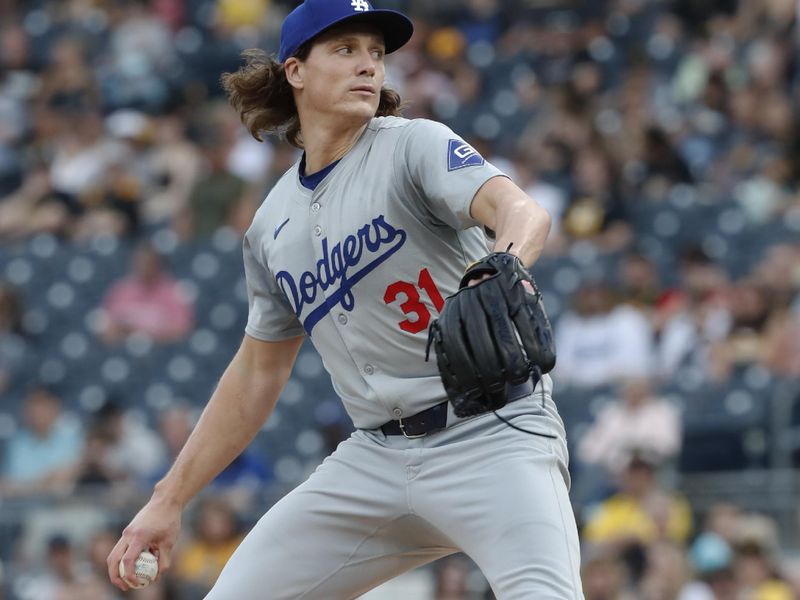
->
[427,252,556,418]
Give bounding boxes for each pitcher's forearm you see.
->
[470,177,552,268]
[492,199,551,267]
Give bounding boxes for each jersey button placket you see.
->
[364,364,374,375]
[337,313,348,325]
[313,225,322,237]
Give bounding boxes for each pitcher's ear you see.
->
[284,58,304,90]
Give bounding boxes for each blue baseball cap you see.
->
[278,0,414,63]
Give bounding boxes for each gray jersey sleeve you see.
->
[243,230,306,342]
[398,119,507,230]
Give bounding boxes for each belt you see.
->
[380,377,537,438]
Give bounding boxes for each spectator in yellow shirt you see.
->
[174,497,245,596]
[583,450,693,548]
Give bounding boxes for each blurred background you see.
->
[1,0,799,598]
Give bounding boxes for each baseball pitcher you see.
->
[108,1,584,598]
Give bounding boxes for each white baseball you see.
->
[119,551,159,588]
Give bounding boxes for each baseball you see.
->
[119,551,158,588]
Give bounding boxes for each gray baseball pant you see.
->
[206,398,584,599]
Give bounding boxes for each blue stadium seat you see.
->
[678,376,771,472]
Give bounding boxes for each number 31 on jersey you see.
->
[383,268,444,333]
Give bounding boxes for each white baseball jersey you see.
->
[218,116,582,600]
[244,116,556,430]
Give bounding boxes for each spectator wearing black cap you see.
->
[92,400,166,483]
[13,534,108,600]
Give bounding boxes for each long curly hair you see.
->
[221,44,403,149]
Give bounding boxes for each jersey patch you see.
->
[447,139,485,172]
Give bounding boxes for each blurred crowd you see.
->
[1,0,800,598]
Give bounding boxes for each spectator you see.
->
[0,24,36,198]
[615,252,664,311]
[0,284,30,395]
[215,0,271,30]
[432,554,472,600]
[555,282,655,387]
[765,310,800,379]
[655,246,730,379]
[753,243,800,378]
[74,403,167,490]
[732,515,793,600]
[708,279,777,380]
[753,243,800,315]
[102,0,177,111]
[575,377,681,505]
[733,156,793,225]
[641,125,694,186]
[93,400,166,482]
[638,540,691,600]
[456,0,505,45]
[13,535,108,600]
[74,423,119,489]
[561,146,632,252]
[140,112,202,225]
[47,107,132,240]
[692,503,742,552]
[582,451,693,550]
[679,529,737,600]
[174,114,254,240]
[86,528,118,580]
[150,405,271,494]
[155,405,195,469]
[98,241,194,345]
[577,378,681,472]
[0,104,131,241]
[0,386,83,497]
[84,528,128,599]
[36,36,99,114]
[174,497,245,595]
[511,154,568,254]
[582,550,638,600]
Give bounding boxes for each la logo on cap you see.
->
[351,0,370,12]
